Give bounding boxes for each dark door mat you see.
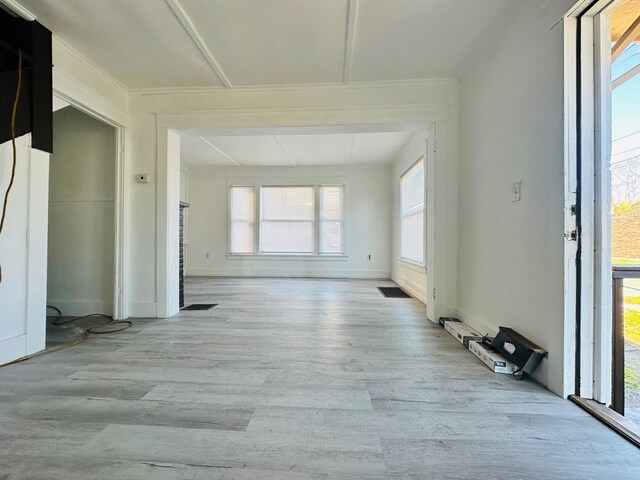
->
[181,304,218,311]
[378,287,412,298]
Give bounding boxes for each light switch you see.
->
[512,181,521,202]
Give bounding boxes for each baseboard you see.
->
[0,334,26,365]
[391,274,427,304]
[128,302,157,318]
[185,267,391,279]
[454,307,498,337]
[47,300,113,317]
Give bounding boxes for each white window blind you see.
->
[260,186,314,253]
[319,186,344,254]
[400,158,425,264]
[229,186,255,254]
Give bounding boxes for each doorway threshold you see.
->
[569,395,640,448]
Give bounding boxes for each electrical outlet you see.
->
[512,181,521,202]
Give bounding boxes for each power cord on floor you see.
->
[0,306,132,368]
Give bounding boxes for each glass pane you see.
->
[401,159,425,214]
[261,221,314,253]
[320,220,342,254]
[320,186,344,221]
[262,187,314,221]
[230,186,255,222]
[401,212,424,264]
[230,221,254,254]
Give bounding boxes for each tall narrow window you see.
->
[260,186,314,253]
[229,186,255,254]
[319,185,344,254]
[400,158,425,264]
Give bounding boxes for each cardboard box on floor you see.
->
[468,340,518,374]
[443,319,483,347]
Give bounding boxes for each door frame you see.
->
[52,91,128,320]
[566,0,619,404]
[155,106,456,321]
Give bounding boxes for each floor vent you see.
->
[377,287,411,298]
[181,304,218,311]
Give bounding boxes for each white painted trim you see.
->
[200,137,240,166]
[25,145,49,355]
[398,258,426,273]
[51,92,129,320]
[164,0,232,88]
[129,302,158,318]
[592,10,614,406]
[392,274,427,305]
[0,0,35,20]
[0,335,27,365]
[156,128,181,318]
[46,300,113,317]
[343,0,359,84]
[186,268,390,279]
[227,254,349,261]
[54,39,129,96]
[130,78,457,96]
[158,105,449,130]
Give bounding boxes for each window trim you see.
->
[399,156,426,266]
[227,179,348,258]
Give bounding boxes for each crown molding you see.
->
[0,0,36,20]
[130,78,457,97]
[54,38,130,95]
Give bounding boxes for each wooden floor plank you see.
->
[0,277,638,478]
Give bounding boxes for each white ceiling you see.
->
[181,132,414,167]
[9,0,512,90]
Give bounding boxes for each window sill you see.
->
[227,254,349,261]
[398,258,426,273]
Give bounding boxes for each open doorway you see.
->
[570,0,640,430]
[609,0,640,423]
[46,104,117,346]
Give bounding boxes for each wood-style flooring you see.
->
[0,277,639,479]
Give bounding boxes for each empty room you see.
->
[0,0,639,478]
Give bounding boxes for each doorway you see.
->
[570,0,640,427]
[47,105,117,341]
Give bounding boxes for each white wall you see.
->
[456,0,574,396]
[0,135,49,364]
[48,107,116,315]
[185,164,392,278]
[392,133,428,303]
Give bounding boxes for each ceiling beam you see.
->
[274,136,296,167]
[165,0,233,88]
[200,137,240,166]
[348,134,358,165]
[612,13,640,62]
[343,0,359,84]
[613,62,640,89]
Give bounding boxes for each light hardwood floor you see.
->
[1,277,639,479]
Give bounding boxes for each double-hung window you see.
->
[400,158,425,264]
[229,184,345,256]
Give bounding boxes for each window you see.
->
[229,186,255,254]
[319,185,345,254]
[400,158,425,264]
[229,183,345,255]
[261,186,314,253]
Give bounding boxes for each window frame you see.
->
[399,156,426,266]
[227,180,348,258]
